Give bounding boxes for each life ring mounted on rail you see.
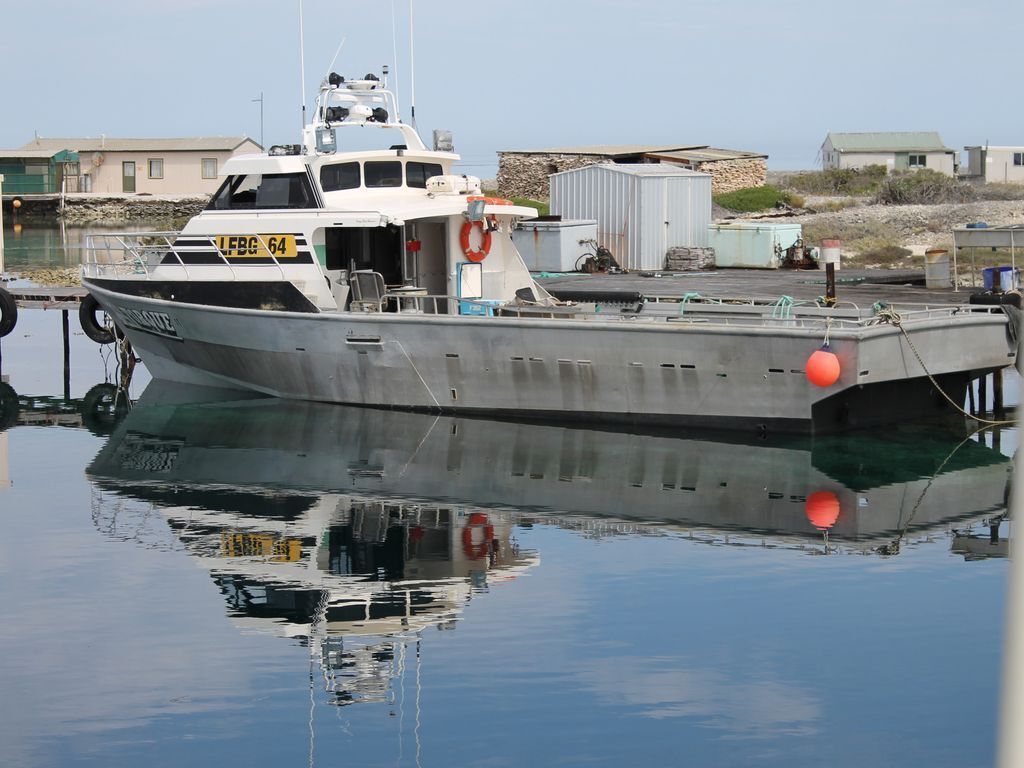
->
[462,512,495,560]
[460,196,514,263]
[459,219,493,263]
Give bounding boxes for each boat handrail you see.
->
[83,232,293,283]
[373,292,1001,329]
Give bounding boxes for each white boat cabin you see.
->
[130,71,544,316]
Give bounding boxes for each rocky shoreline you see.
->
[60,195,209,224]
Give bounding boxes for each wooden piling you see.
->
[980,374,989,415]
[994,368,1005,417]
[62,309,70,400]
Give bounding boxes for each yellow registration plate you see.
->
[215,234,298,259]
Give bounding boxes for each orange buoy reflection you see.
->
[805,491,841,530]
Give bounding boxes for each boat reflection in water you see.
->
[86,383,1012,705]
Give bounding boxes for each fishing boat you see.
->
[81,71,1017,433]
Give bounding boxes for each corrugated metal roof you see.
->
[551,163,711,178]
[500,144,707,157]
[825,132,952,152]
[19,136,258,152]
[644,147,768,162]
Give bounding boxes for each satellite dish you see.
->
[91,152,105,167]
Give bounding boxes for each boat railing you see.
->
[376,292,1002,330]
[82,232,293,283]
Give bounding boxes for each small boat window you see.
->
[321,162,361,192]
[364,161,403,188]
[207,173,316,210]
[406,162,444,188]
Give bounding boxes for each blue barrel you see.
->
[982,266,1019,292]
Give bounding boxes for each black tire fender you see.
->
[0,287,18,338]
[79,294,116,345]
[0,381,18,430]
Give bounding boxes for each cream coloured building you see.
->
[820,132,957,175]
[963,146,1024,183]
[18,136,262,195]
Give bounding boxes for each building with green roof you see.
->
[821,132,957,175]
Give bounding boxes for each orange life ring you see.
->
[462,512,494,560]
[460,219,492,263]
[466,196,514,206]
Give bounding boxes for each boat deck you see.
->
[537,268,983,308]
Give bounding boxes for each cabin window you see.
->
[908,154,927,168]
[207,173,317,210]
[364,161,403,188]
[148,159,164,179]
[406,162,444,188]
[320,162,361,191]
[1015,153,1024,167]
[201,158,218,179]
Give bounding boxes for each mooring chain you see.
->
[875,307,1014,426]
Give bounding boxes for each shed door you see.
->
[122,161,136,193]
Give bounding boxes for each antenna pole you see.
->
[298,0,307,132]
[409,0,416,129]
[391,0,401,122]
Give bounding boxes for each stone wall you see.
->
[695,158,767,195]
[61,196,209,224]
[498,153,768,200]
[497,154,609,200]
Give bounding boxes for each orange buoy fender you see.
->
[806,345,841,387]
[805,491,841,530]
[462,512,495,559]
[460,220,492,263]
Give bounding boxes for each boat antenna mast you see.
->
[298,0,307,134]
[408,0,416,129]
[390,0,402,122]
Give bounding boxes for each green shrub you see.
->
[713,185,801,213]
[784,165,887,196]
[483,191,549,217]
[874,169,976,205]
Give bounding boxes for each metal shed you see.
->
[549,164,712,271]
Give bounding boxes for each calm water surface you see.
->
[0,240,1018,767]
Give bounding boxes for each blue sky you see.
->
[1,0,1021,174]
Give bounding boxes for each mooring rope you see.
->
[678,292,702,316]
[874,306,1015,426]
[770,295,794,319]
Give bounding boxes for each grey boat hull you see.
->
[87,280,1015,433]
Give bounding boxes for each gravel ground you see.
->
[731,199,1024,249]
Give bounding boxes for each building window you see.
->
[1014,153,1024,167]
[148,158,164,179]
[908,154,926,168]
[201,158,218,179]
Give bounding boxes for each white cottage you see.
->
[19,136,262,195]
[820,132,957,175]
[549,164,711,271]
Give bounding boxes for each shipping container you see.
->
[549,164,711,271]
